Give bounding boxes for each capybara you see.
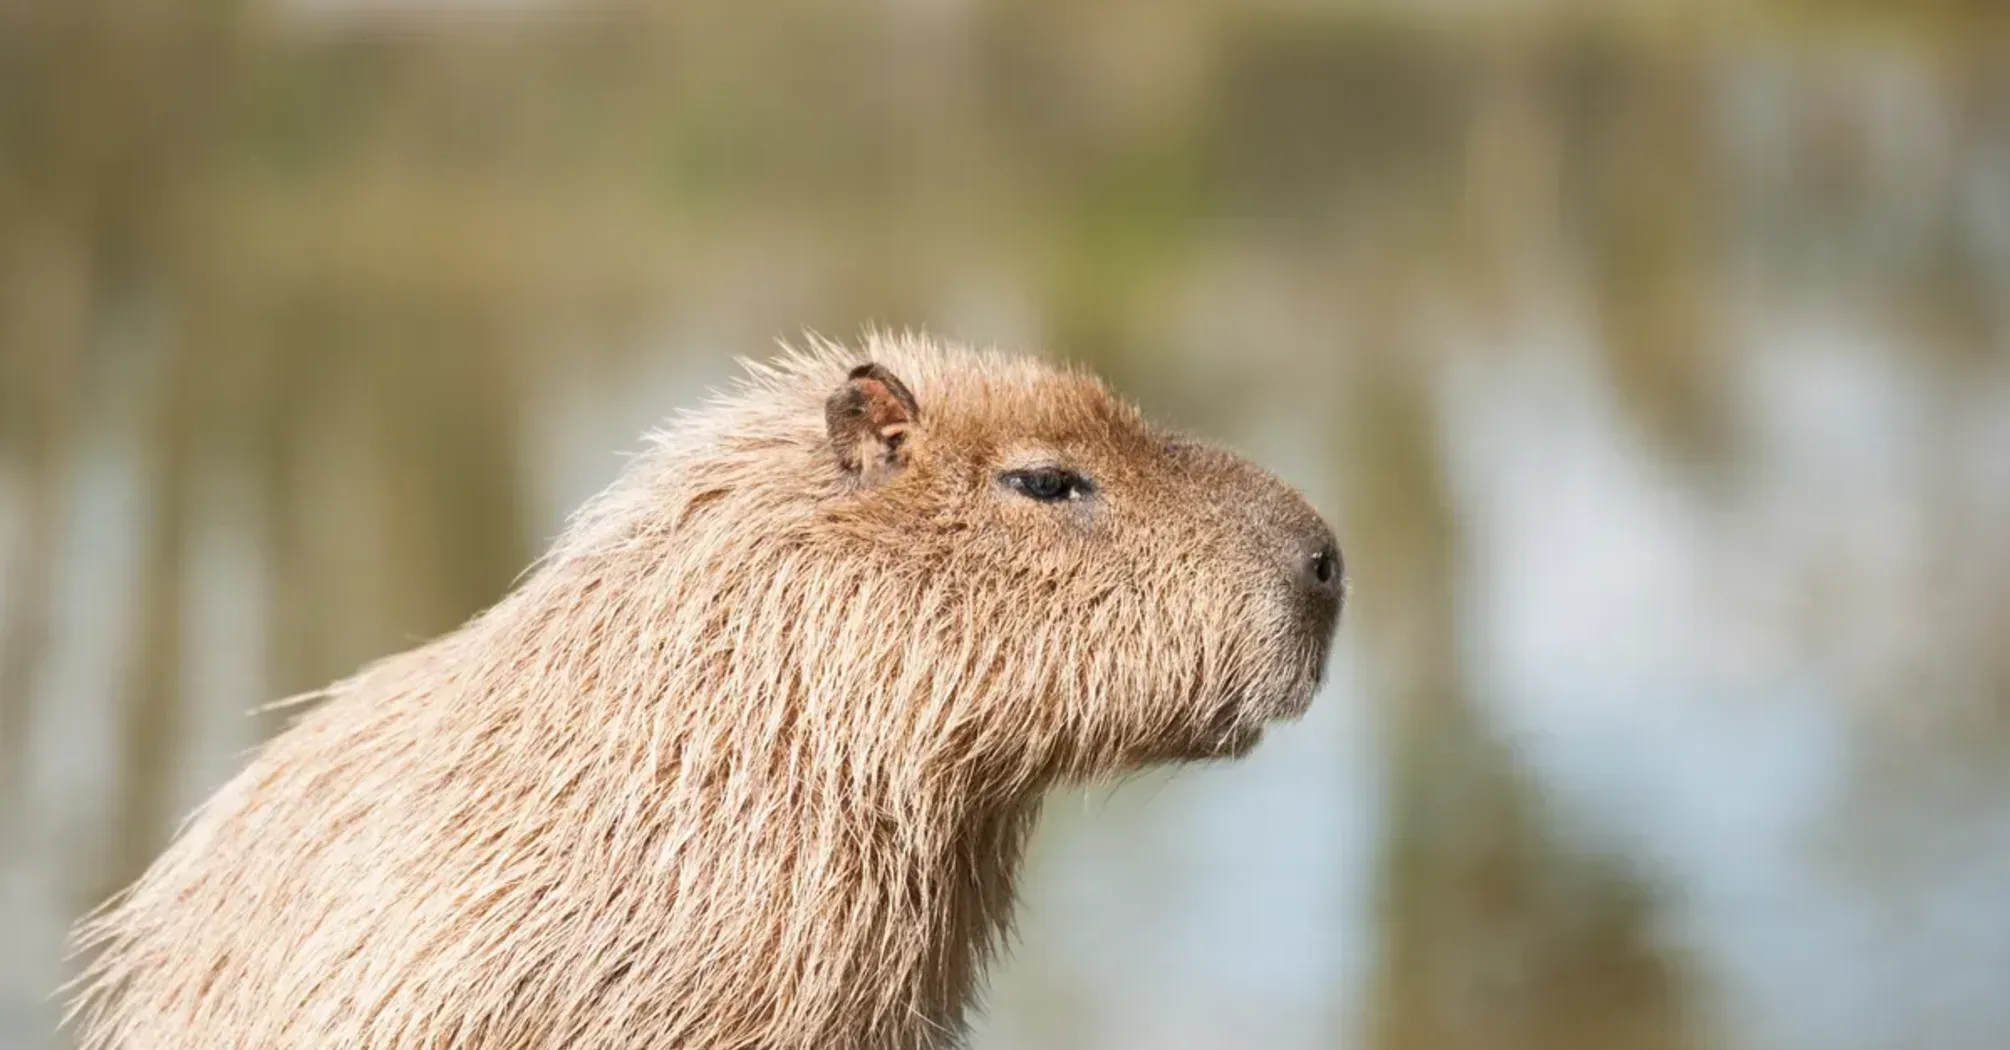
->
[69,332,1345,1050]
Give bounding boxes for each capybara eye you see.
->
[1000,467,1090,503]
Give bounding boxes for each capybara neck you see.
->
[417,554,1046,1046]
[352,477,1057,1045]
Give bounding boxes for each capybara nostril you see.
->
[1298,535,1344,604]
[1311,544,1336,585]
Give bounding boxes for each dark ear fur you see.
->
[825,363,921,483]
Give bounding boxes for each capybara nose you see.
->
[1297,533,1345,608]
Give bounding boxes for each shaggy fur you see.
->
[68,332,1343,1050]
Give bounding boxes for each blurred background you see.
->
[5,1,2010,1048]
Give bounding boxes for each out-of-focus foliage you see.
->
[4,3,2008,1049]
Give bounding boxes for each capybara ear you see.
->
[825,362,921,483]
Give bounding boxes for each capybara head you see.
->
[564,333,1344,791]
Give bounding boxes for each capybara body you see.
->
[69,333,1344,1050]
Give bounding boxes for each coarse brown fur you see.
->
[67,332,1344,1050]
